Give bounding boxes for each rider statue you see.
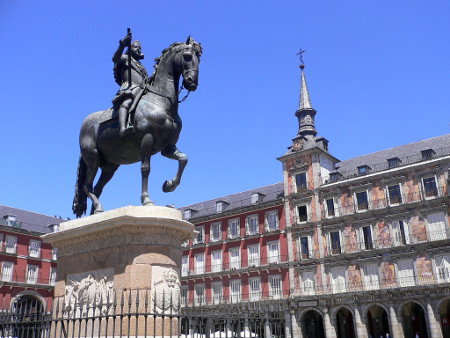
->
[112,31,149,137]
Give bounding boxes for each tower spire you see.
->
[295,49,317,139]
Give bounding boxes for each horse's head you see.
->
[176,36,202,92]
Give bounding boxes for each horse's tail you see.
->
[72,154,87,218]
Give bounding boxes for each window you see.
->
[211,250,222,272]
[194,284,205,305]
[5,215,17,226]
[246,215,259,235]
[216,202,224,213]
[427,212,447,241]
[5,235,17,254]
[230,279,241,303]
[326,198,335,217]
[421,149,435,160]
[388,157,400,168]
[265,211,279,231]
[49,267,57,285]
[329,231,341,255]
[0,234,3,251]
[29,240,41,258]
[212,282,223,304]
[52,248,58,260]
[301,271,315,295]
[181,287,188,306]
[435,255,450,283]
[397,259,415,287]
[295,172,307,191]
[181,256,189,276]
[330,172,340,182]
[299,236,312,259]
[229,248,240,270]
[1,262,13,281]
[184,209,191,219]
[391,220,409,246]
[194,226,205,244]
[248,244,260,267]
[363,263,379,290]
[361,226,373,250]
[249,277,261,301]
[27,265,39,284]
[388,184,403,205]
[194,253,205,274]
[251,193,261,204]
[330,267,346,293]
[210,222,222,242]
[181,239,189,248]
[297,205,308,223]
[269,275,282,299]
[228,219,240,239]
[267,241,280,264]
[358,166,368,175]
[355,191,369,210]
[423,176,438,198]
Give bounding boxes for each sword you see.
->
[127,28,132,88]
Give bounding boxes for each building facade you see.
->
[180,62,450,338]
[0,205,63,312]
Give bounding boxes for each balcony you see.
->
[182,289,285,307]
[0,271,55,287]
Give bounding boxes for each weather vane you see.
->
[297,48,306,66]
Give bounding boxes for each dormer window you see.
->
[5,215,16,227]
[48,224,60,233]
[295,172,307,191]
[329,172,341,182]
[216,201,228,213]
[387,157,401,169]
[421,149,435,161]
[358,165,370,175]
[184,209,192,220]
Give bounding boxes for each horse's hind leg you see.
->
[161,144,188,193]
[83,163,103,215]
[89,163,120,215]
[140,134,155,206]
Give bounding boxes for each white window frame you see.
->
[27,265,39,284]
[211,282,223,304]
[248,244,260,267]
[354,189,371,212]
[296,203,310,223]
[421,175,440,199]
[1,261,13,281]
[194,225,205,244]
[194,253,205,275]
[324,196,339,218]
[228,219,240,239]
[210,222,222,242]
[216,201,224,213]
[396,258,415,287]
[301,270,316,295]
[229,247,241,270]
[386,182,404,206]
[211,250,222,272]
[5,235,17,254]
[362,263,379,290]
[267,240,280,264]
[49,267,57,285]
[181,286,189,306]
[265,211,279,232]
[426,211,448,241]
[294,171,308,192]
[359,225,375,251]
[230,279,241,303]
[249,277,261,301]
[52,247,58,260]
[0,234,3,252]
[299,235,313,259]
[435,255,450,284]
[390,219,410,246]
[184,209,192,220]
[328,230,342,255]
[330,267,346,293]
[29,239,41,258]
[269,274,282,299]
[181,256,189,277]
[246,215,259,235]
[194,284,205,305]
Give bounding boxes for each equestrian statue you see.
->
[72,30,202,217]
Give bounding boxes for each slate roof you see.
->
[179,182,284,220]
[0,205,65,234]
[332,134,450,180]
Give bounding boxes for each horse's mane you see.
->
[147,39,202,85]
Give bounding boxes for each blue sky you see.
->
[1,1,449,219]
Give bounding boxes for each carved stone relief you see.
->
[152,266,180,314]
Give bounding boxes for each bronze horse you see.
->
[72,38,202,217]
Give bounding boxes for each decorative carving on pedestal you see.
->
[152,266,180,314]
[65,268,114,315]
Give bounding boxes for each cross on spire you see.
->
[297,48,306,67]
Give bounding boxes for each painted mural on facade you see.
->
[404,172,420,203]
[376,221,391,248]
[343,225,358,253]
[348,265,362,290]
[371,181,386,209]
[313,230,320,258]
[416,254,433,283]
[339,187,353,215]
[315,265,323,293]
[409,214,427,243]
[381,261,396,287]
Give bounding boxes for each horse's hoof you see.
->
[141,196,154,206]
[162,180,177,193]
[93,208,104,214]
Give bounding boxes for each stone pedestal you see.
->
[42,205,194,337]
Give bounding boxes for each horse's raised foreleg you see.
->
[141,134,155,206]
[161,145,188,193]
[89,163,120,215]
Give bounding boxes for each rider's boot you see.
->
[118,106,133,137]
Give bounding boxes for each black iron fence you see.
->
[0,290,291,338]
